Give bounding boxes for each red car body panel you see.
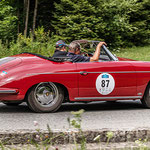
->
[0,53,149,102]
[0,54,78,101]
[76,62,137,98]
[117,57,136,61]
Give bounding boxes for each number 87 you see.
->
[101,80,110,87]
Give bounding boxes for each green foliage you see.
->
[53,0,150,48]
[0,0,150,53]
[0,0,17,41]
[106,131,114,145]
[68,109,86,150]
[0,27,55,58]
[135,139,148,150]
[129,0,150,46]
[97,0,141,47]
[69,109,85,131]
[0,40,8,57]
[53,0,102,42]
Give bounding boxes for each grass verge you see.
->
[114,45,150,61]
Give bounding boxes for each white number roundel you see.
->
[96,73,115,95]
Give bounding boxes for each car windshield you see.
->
[79,41,113,61]
[100,47,111,61]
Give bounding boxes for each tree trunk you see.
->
[32,0,38,36]
[24,0,30,37]
[23,0,27,25]
[17,0,20,34]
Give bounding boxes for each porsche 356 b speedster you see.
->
[0,40,150,112]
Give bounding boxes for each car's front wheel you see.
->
[27,82,64,112]
[141,84,150,108]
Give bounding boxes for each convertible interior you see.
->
[52,40,118,62]
[22,40,117,62]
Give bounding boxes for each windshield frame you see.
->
[102,45,118,61]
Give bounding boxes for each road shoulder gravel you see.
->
[0,128,150,144]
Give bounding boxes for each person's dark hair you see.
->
[69,42,81,53]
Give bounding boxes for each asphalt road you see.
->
[0,100,150,132]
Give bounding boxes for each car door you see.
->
[76,61,138,100]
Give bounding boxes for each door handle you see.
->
[80,71,88,75]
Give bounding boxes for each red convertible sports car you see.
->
[0,40,150,112]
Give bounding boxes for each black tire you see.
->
[27,82,64,113]
[3,101,22,106]
[141,84,150,108]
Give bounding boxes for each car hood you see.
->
[0,57,22,71]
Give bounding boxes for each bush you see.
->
[0,27,55,58]
[0,0,17,42]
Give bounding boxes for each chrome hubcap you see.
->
[34,82,58,107]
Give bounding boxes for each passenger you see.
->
[52,40,68,57]
[67,41,107,62]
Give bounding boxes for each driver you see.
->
[67,41,107,62]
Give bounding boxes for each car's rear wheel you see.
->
[27,82,64,112]
[141,84,150,108]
